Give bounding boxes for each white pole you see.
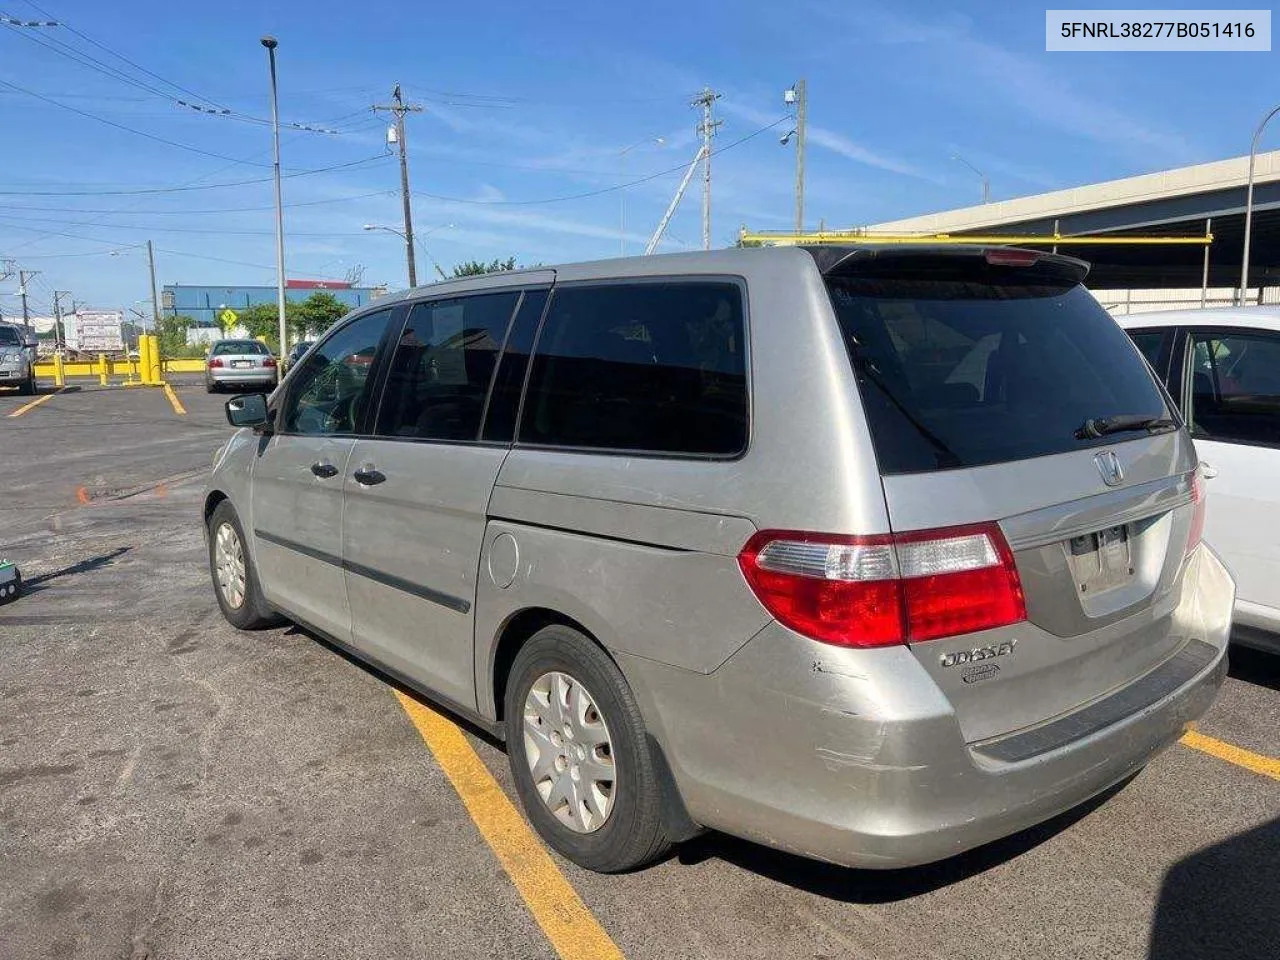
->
[1239,104,1280,306]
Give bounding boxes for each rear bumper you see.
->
[620,544,1234,869]
[208,369,276,388]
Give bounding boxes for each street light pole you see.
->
[1239,104,1280,306]
[618,137,664,256]
[363,223,452,281]
[262,36,288,358]
[951,154,990,204]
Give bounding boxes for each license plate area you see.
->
[1069,524,1133,595]
[231,360,253,368]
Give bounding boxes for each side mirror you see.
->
[225,393,272,430]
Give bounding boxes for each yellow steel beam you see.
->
[741,230,1213,247]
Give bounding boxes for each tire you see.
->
[505,624,671,873]
[207,500,279,630]
[17,375,33,396]
[205,380,218,394]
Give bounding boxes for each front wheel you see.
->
[505,625,672,873]
[17,375,33,396]
[208,500,279,629]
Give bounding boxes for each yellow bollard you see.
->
[97,353,108,386]
[136,338,150,385]
[54,353,65,388]
[147,335,163,385]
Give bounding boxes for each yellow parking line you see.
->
[7,390,58,418]
[395,691,625,960]
[1181,729,1280,781]
[162,383,186,416]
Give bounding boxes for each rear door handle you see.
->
[310,461,338,479]
[352,466,386,486]
[1200,461,1218,479]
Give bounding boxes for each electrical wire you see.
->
[0,190,396,216]
[0,153,393,196]
[413,116,789,206]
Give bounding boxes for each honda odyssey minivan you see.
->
[204,245,1234,873]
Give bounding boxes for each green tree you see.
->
[237,303,283,348]
[294,292,347,340]
[156,313,203,359]
[452,257,518,277]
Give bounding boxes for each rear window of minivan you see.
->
[827,277,1172,474]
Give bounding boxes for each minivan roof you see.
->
[375,245,1091,305]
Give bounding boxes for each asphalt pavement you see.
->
[0,380,1276,960]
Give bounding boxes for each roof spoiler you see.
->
[803,245,1090,284]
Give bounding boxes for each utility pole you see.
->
[53,290,71,350]
[784,80,807,233]
[18,269,38,337]
[692,88,722,250]
[146,240,162,335]
[374,84,424,287]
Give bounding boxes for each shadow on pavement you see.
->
[284,623,506,750]
[23,546,131,592]
[674,778,1131,903]
[1148,817,1280,959]
[1227,643,1279,692]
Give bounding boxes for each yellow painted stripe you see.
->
[7,390,57,418]
[1181,729,1280,781]
[394,691,625,960]
[162,383,187,416]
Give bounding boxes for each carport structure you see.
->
[863,150,1280,299]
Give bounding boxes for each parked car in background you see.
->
[205,339,278,394]
[286,340,315,370]
[0,323,37,395]
[1121,306,1280,653]
[204,246,1233,874]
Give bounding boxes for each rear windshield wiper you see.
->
[1075,414,1176,440]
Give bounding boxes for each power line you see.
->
[0,189,395,216]
[412,115,788,207]
[0,77,274,166]
[0,153,393,196]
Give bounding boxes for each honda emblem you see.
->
[1094,450,1124,487]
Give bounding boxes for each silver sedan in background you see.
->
[205,339,279,394]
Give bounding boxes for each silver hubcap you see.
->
[522,671,616,833]
[214,522,247,610]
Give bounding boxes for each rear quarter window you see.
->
[519,280,747,456]
[828,278,1171,474]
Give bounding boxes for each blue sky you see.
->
[0,0,1274,316]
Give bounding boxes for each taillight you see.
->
[738,523,1026,648]
[263,357,277,368]
[208,357,224,368]
[1186,470,1206,557]
[984,248,1040,267]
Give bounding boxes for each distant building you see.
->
[161,280,386,328]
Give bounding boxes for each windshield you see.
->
[211,340,270,356]
[0,327,21,344]
[827,278,1172,474]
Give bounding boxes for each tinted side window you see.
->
[481,289,547,443]
[1188,330,1280,447]
[520,281,747,455]
[283,309,393,435]
[375,292,520,441]
[1128,329,1168,377]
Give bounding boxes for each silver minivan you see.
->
[204,246,1234,873]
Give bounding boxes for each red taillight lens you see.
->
[263,357,277,368]
[738,523,1026,648]
[1186,470,1206,557]
[208,357,224,368]
[984,248,1040,267]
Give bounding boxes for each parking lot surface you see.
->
[1,382,1276,960]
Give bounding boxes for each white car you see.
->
[1120,306,1280,653]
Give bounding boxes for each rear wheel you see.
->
[205,379,218,394]
[208,500,278,629]
[505,624,671,872]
